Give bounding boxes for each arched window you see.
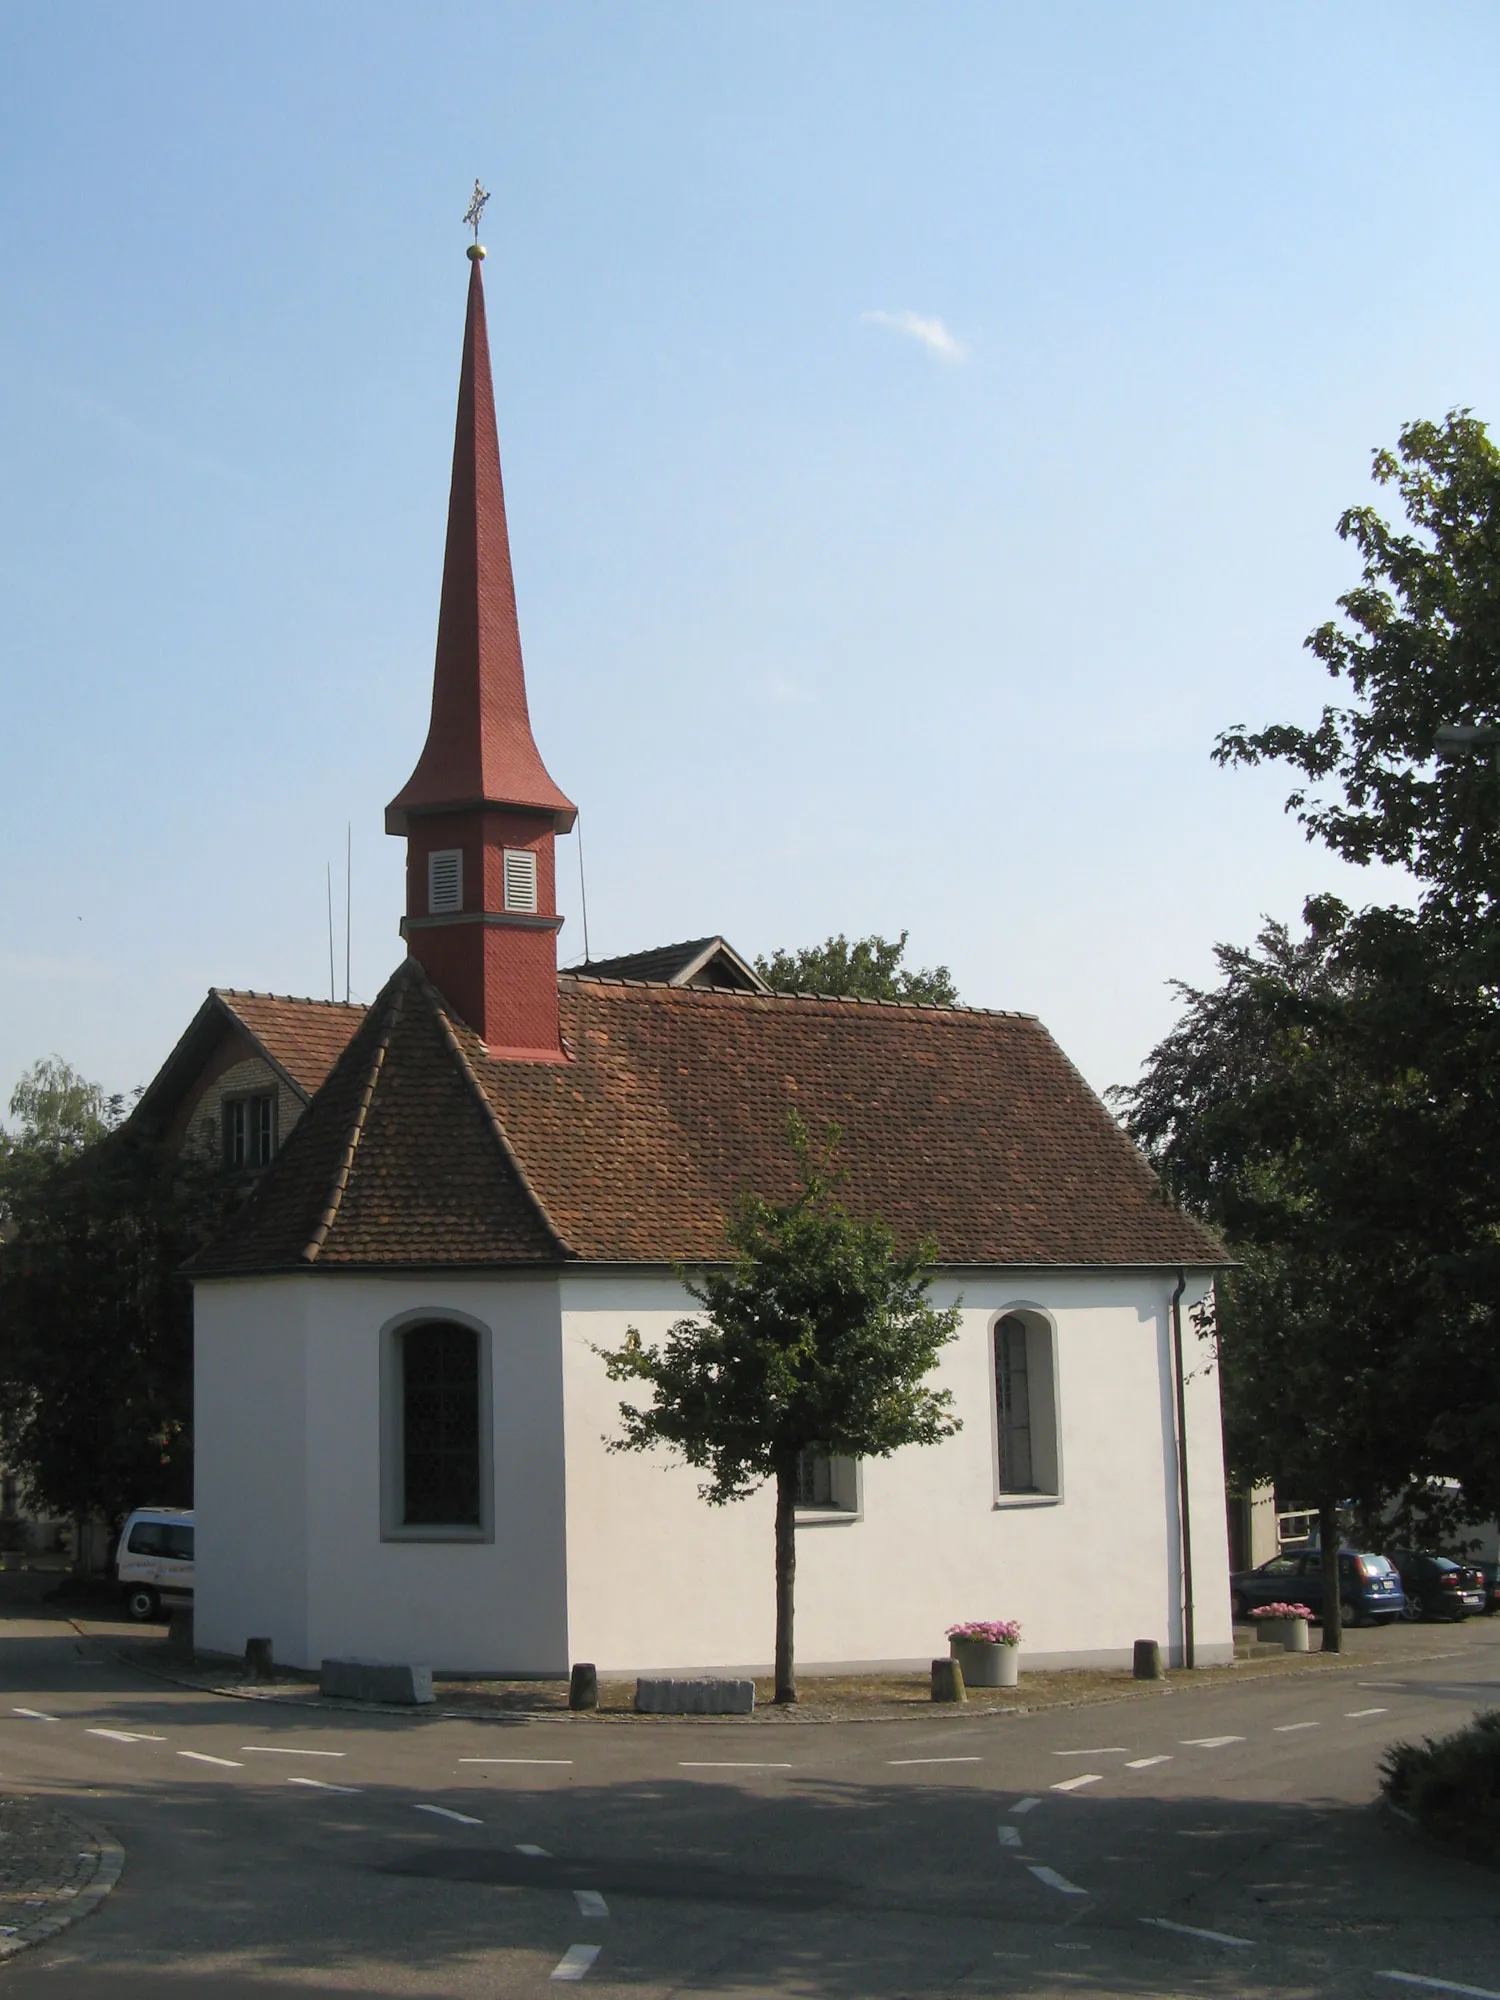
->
[400,1320,481,1527]
[993,1312,1060,1498]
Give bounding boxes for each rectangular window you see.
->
[223,1095,275,1168]
[428,848,463,914]
[503,847,538,914]
[224,1098,247,1167]
[793,1448,859,1514]
[996,1315,1035,1492]
[402,1322,482,1527]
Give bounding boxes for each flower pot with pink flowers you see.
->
[947,1620,1022,1687]
[1254,1602,1312,1652]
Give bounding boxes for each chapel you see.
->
[188,242,1230,1678]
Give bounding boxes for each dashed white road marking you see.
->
[414,1803,482,1825]
[1125,1755,1173,1769]
[1347,1707,1389,1718]
[1028,1864,1088,1896]
[242,1745,347,1758]
[1273,1722,1320,1733]
[1181,1736,1245,1748]
[517,1843,552,1857]
[1052,1747,1128,1756]
[286,1777,363,1794]
[87,1728,165,1744]
[12,1709,58,1722]
[177,1751,243,1767]
[551,1943,601,1981]
[1010,1796,1042,1813]
[679,1760,793,1770]
[997,1825,1022,1847]
[886,1756,981,1767]
[460,1757,573,1766]
[574,1889,608,1918]
[1050,1773,1102,1791]
[1142,1917,1252,1947]
[1377,1974,1500,1998]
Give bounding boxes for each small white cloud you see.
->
[765,672,812,705]
[861,309,968,363]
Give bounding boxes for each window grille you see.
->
[995,1314,1035,1492]
[224,1095,274,1168]
[401,1322,481,1526]
[224,1098,247,1167]
[251,1094,274,1167]
[795,1449,835,1508]
[428,848,463,914]
[503,847,538,914]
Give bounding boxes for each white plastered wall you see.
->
[193,1272,569,1674]
[561,1267,1232,1673]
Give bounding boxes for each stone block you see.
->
[1133,1638,1164,1680]
[166,1607,194,1659]
[568,1662,599,1711]
[244,1637,274,1682]
[633,1677,755,1715]
[931,1656,966,1702]
[319,1658,435,1705]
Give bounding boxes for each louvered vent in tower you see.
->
[428,849,463,914]
[503,848,538,914]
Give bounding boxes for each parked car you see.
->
[1388,1550,1486,1622]
[1230,1547,1405,1626]
[116,1507,194,1623]
[1471,1560,1500,1616]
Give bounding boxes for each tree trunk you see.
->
[774,1460,797,1705]
[1319,1499,1342,1654]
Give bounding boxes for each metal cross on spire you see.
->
[464,179,491,243]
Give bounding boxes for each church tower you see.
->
[386,241,576,1059]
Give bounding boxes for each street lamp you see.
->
[1436,723,1500,770]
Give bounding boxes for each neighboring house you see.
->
[572,938,769,994]
[187,245,1232,1678]
[130,990,366,1168]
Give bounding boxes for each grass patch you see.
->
[1381,1708,1500,1863]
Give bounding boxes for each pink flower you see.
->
[947,1619,1022,1645]
[1255,1603,1313,1621]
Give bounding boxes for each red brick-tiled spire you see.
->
[387,245,574,1061]
[386,251,575,834]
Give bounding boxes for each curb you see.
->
[0,1814,124,1963]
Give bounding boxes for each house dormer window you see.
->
[428,849,463,914]
[503,848,537,914]
[224,1094,275,1168]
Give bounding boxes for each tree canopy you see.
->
[1123,411,1500,1614]
[756,932,957,1006]
[598,1117,960,1702]
[0,1062,234,1531]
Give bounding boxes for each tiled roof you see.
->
[190,959,1223,1277]
[214,991,367,1096]
[572,937,769,992]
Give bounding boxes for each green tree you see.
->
[756,932,958,1005]
[598,1118,961,1702]
[1114,914,1432,1648]
[0,1065,234,1541]
[1211,409,1500,1539]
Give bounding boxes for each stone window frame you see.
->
[379,1309,495,1543]
[222,1090,277,1169]
[793,1448,863,1526]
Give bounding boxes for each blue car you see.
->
[1230,1547,1405,1626]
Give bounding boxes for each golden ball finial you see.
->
[467,242,486,261]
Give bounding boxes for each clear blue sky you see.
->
[3,3,1498,1111]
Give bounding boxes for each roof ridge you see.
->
[558,974,1035,1020]
[403,959,574,1261]
[215,988,367,1011]
[301,983,406,1263]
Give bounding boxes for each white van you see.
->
[116,1508,194,1623]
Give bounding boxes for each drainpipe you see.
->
[1171,1268,1195,1670]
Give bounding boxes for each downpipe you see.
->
[1172,1268,1195,1670]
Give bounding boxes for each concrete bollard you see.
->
[166,1606,194,1659]
[568,1662,599,1711]
[931,1657,966,1703]
[1133,1639,1164,1681]
[245,1637,275,1682]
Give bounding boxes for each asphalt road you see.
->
[0,1590,1497,1997]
